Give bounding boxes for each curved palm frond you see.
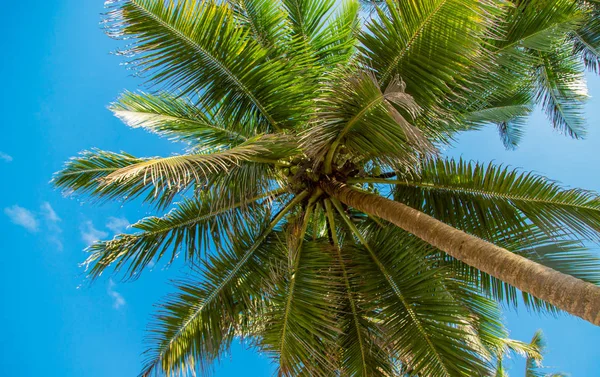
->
[260,227,341,376]
[464,92,533,149]
[358,0,501,105]
[283,0,336,44]
[334,204,493,376]
[388,158,600,242]
[55,135,295,209]
[524,330,568,377]
[141,229,284,377]
[304,71,433,173]
[324,200,395,377]
[309,0,360,68]
[106,0,311,130]
[84,188,284,279]
[228,0,290,51]
[456,0,585,146]
[571,1,600,72]
[53,149,146,201]
[140,191,309,377]
[534,43,588,138]
[110,91,251,148]
[496,0,582,56]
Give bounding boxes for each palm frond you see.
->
[524,330,568,377]
[464,94,533,149]
[228,0,290,51]
[534,44,588,138]
[358,0,501,106]
[106,0,311,130]
[571,1,600,72]
[390,158,600,242]
[458,0,586,144]
[496,0,582,56]
[282,0,336,44]
[53,149,149,201]
[84,188,283,279]
[140,192,309,377]
[309,0,360,68]
[334,204,493,377]
[260,230,341,376]
[55,135,294,209]
[324,200,395,377]
[141,228,284,377]
[110,91,251,148]
[304,70,433,173]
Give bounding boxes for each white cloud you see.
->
[49,237,64,252]
[0,152,12,162]
[40,202,61,223]
[80,221,109,245]
[108,279,126,310]
[40,202,63,251]
[4,205,38,232]
[106,216,130,234]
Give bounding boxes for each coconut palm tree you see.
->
[494,330,567,377]
[55,0,600,375]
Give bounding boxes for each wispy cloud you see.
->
[41,202,63,251]
[41,202,61,223]
[4,202,64,250]
[106,216,130,234]
[108,279,126,310]
[4,205,38,232]
[80,221,109,246]
[0,152,13,162]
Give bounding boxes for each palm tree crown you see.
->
[55,0,600,376]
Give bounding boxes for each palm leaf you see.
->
[358,0,501,106]
[303,70,433,173]
[140,192,309,377]
[228,0,290,51]
[84,188,283,279]
[324,199,395,377]
[55,135,294,209]
[110,91,251,148]
[260,232,341,376]
[334,204,493,376]
[106,0,311,130]
[571,1,600,72]
[464,93,533,149]
[534,44,588,138]
[390,158,600,242]
[309,0,360,68]
[283,0,336,44]
[53,149,153,202]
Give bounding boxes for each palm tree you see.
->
[54,0,600,375]
[494,330,567,377]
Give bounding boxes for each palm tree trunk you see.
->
[321,179,600,326]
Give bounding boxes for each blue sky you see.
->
[1,1,599,376]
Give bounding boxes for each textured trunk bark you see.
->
[321,179,600,326]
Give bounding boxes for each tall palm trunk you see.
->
[321,179,600,325]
